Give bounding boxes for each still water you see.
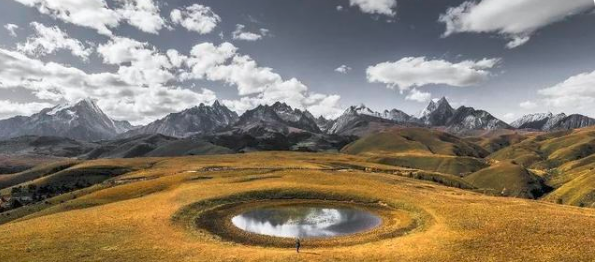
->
[231,205,381,238]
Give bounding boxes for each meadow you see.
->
[0,152,594,261]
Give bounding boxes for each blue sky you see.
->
[0,0,594,124]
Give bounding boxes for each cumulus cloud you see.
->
[97,36,174,86]
[11,0,168,35]
[11,0,120,35]
[0,48,216,124]
[538,70,595,115]
[17,22,93,60]
[0,100,53,119]
[367,57,500,91]
[4,24,19,37]
[232,24,270,41]
[439,0,594,48]
[349,0,397,17]
[171,4,221,34]
[405,88,431,103]
[519,100,538,110]
[334,65,352,74]
[115,0,167,34]
[183,42,342,118]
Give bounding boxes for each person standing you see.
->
[296,238,301,253]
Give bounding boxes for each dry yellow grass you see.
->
[0,152,594,261]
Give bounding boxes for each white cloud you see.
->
[11,0,170,35]
[171,4,221,34]
[519,100,538,110]
[336,6,344,11]
[0,100,53,119]
[439,0,594,48]
[12,0,120,35]
[538,70,595,115]
[185,42,238,79]
[405,88,431,103]
[166,49,187,68]
[232,24,270,41]
[349,0,397,17]
[501,113,516,122]
[366,57,500,91]
[17,22,93,60]
[97,36,174,86]
[4,24,19,37]
[115,0,167,34]
[335,65,352,74]
[0,48,216,124]
[184,42,342,118]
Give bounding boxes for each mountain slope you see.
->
[445,106,511,132]
[83,134,232,159]
[122,101,238,138]
[232,102,321,135]
[419,97,510,132]
[0,99,134,141]
[419,97,455,126]
[511,113,595,131]
[342,128,490,176]
[328,105,414,136]
[464,161,551,199]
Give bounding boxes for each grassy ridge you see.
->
[464,161,551,198]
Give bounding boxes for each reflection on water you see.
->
[231,206,381,238]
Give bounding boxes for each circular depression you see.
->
[173,190,427,248]
[230,204,382,238]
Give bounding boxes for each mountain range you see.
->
[0,97,594,148]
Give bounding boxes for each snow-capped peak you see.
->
[420,97,451,118]
[510,112,554,128]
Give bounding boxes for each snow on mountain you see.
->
[233,102,321,135]
[513,112,595,131]
[328,104,414,136]
[122,101,239,138]
[419,97,455,126]
[0,98,134,141]
[510,113,554,129]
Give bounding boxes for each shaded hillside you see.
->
[464,130,531,153]
[0,160,79,189]
[0,136,97,157]
[83,134,233,159]
[464,162,552,199]
[489,128,595,170]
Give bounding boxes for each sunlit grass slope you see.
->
[342,128,490,176]
[0,152,594,262]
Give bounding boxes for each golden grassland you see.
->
[0,152,595,261]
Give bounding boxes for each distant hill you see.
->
[82,134,233,159]
[464,161,551,199]
[342,128,490,176]
[342,128,488,158]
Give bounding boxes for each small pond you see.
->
[231,205,382,238]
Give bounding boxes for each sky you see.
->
[0,0,594,125]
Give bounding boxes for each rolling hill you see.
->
[0,153,594,261]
